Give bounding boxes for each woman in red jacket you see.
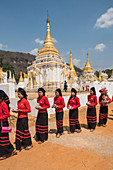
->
[86,87,97,132]
[67,88,81,133]
[98,88,111,127]
[35,88,50,144]
[0,91,17,160]
[52,89,65,138]
[12,88,32,151]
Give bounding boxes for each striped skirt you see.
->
[87,107,97,130]
[56,111,63,134]
[69,109,81,132]
[99,106,108,125]
[0,121,14,157]
[35,112,48,142]
[16,117,32,151]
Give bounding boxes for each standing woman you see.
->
[67,88,81,133]
[12,88,32,151]
[86,87,97,132]
[0,91,17,160]
[52,89,65,138]
[0,90,10,111]
[35,88,50,144]
[98,88,111,127]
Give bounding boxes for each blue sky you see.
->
[0,0,113,71]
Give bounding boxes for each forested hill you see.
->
[0,50,35,81]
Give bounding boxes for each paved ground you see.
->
[0,103,113,170]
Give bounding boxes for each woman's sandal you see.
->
[38,141,43,144]
[90,129,94,132]
[56,133,60,138]
[11,150,17,156]
[103,124,106,127]
[0,156,7,160]
[77,129,82,133]
[68,131,74,134]
[25,145,33,150]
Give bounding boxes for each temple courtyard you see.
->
[0,102,113,170]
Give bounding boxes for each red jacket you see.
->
[67,96,81,109]
[18,98,31,118]
[99,96,112,107]
[37,96,50,113]
[87,95,97,108]
[54,96,65,112]
[0,101,10,122]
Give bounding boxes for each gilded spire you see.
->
[83,52,94,73]
[38,14,60,57]
[70,51,78,77]
[98,70,102,82]
[19,72,24,82]
[13,74,16,83]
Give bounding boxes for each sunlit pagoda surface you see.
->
[27,16,77,90]
[82,52,96,90]
[0,67,7,83]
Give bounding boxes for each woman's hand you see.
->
[70,107,74,110]
[12,109,22,113]
[35,106,43,110]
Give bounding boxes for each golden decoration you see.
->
[83,52,94,73]
[38,16,60,57]
[70,51,78,77]
[19,72,24,82]
[13,74,16,83]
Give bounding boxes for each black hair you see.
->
[18,88,27,100]
[55,88,62,97]
[90,87,96,95]
[38,88,46,96]
[70,88,77,99]
[0,90,10,111]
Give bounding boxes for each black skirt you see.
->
[35,112,48,142]
[56,111,63,134]
[0,121,14,157]
[99,106,108,125]
[16,117,32,151]
[69,109,81,132]
[87,107,97,130]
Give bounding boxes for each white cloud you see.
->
[94,8,113,28]
[94,43,106,52]
[0,43,8,49]
[35,37,58,45]
[35,38,44,45]
[52,37,58,43]
[30,48,38,56]
[73,58,81,67]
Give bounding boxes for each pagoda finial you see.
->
[47,9,49,23]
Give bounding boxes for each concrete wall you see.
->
[10,93,90,118]
[0,83,15,98]
[9,82,113,118]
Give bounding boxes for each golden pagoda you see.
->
[98,71,102,82]
[70,51,77,77]
[83,52,94,73]
[19,72,24,82]
[13,74,16,83]
[38,16,60,57]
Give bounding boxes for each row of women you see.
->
[0,87,112,160]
